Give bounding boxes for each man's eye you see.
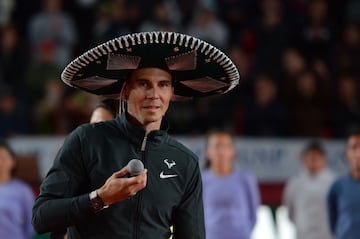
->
[159,82,170,88]
[139,82,148,87]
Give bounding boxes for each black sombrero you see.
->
[61,32,240,100]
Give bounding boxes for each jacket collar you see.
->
[115,112,169,149]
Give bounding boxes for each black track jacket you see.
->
[32,114,205,239]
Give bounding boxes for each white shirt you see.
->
[283,168,336,239]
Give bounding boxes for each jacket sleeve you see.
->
[173,162,205,239]
[32,127,94,233]
[327,181,338,235]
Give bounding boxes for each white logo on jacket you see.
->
[164,159,176,169]
[160,159,178,179]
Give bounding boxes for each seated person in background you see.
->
[202,130,260,239]
[327,130,360,239]
[0,139,35,239]
[89,99,119,123]
[283,141,335,239]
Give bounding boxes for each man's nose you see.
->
[146,87,159,98]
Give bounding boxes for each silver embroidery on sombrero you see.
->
[61,31,240,94]
[180,77,230,93]
[165,50,197,71]
[72,76,118,91]
[107,53,141,70]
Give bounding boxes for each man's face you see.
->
[207,133,235,171]
[124,68,173,126]
[347,135,360,171]
[301,150,326,175]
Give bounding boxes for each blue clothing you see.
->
[0,179,34,239]
[327,173,360,239]
[202,169,260,239]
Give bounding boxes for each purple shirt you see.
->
[0,179,35,239]
[202,169,260,239]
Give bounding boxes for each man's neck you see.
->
[144,121,161,136]
[126,113,162,136]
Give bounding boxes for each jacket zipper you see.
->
[134,136,147,239]
[141,136,147,151]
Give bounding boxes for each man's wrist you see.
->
[89,190,109,213]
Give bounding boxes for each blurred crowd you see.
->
[1,0,360,138]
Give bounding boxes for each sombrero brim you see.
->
[61,32,240,100]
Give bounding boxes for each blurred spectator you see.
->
[202,130,260,239]
[333,74,360,138]
[346,0,360,25]
[139,0,178,32]
[90,99,119,123]
[281,47,307,98]
[216,0,256,44]
[0,86,28,137]
[0,0,15,26]
[0,139,35,239]
[299,0,333,63]
[287,70,327,137]
[191,97,217,133]
[283,141,335,239]
[93,0,130,44]
[327,130,360,239]
[187,6,229,49]
[65,91,99,131]
[243,73,287,136]
[254,0,289,77]
[3,0,360,137]
[33,79,68,135]
[29,0,77,67]
[333,23,360,77]
[228,45,254,82]
[0,23,29,100]
[227,45,254,103]
[166,101,197,134]
[282,48,307,80]
[27,41,64,134]
[26,40,61,114]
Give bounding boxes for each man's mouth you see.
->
[143,105,161,111]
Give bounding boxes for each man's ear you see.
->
[121,82,128,100]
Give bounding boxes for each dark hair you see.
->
[94,99,119,118]
[347,128,360,140]
[0,139,15,157]
[0,138,17,176]
[302,141,325,155]
[204,129,234,168]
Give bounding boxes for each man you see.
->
[32,31,239,238]
[89,99,118,123]
[283,142,335,239]
[202,130,259,239]
[327,130,360,239]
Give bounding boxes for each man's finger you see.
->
[112,166,129,178]
[124,170,147,186]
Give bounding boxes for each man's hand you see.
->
[97,166,147,205]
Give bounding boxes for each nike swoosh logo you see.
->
[160,171,178,179]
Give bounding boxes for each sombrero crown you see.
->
[61,31,240,99]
